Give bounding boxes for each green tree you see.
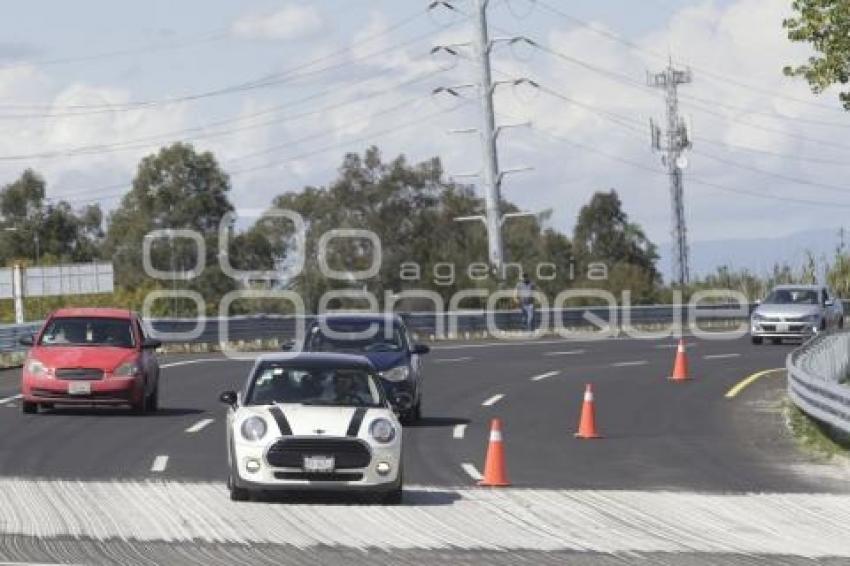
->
[572,190,659,300]
[0,169,104,266]
[104,143,240,312]
[260,147,576,311]
[784,0,850,108]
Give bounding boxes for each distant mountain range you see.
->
[658,229,846,280]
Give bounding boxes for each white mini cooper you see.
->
[220,353,403,503]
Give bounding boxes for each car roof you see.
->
[254,352,376,370]
[50,308,134,320]
[772,284,824,291]
[314,313,403,325]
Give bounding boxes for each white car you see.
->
[220,353,403,503]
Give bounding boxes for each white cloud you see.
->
[232,4,325,42]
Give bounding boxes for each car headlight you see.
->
[25,359,49,377]
[381,365,409,382]
[369,418,396,444]
[240,416,267,441]
[114,361,141,377]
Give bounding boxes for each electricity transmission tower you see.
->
[430,0,534,278]
[649,61,692,287]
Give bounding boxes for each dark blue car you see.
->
[298,314,430,424]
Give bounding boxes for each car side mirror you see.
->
[280,339,295,352]
[18,334,33,347]
[142,338,162,350]
[219,390,238,407]
[412,344,430,355]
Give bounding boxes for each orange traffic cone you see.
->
[479,418,510,487]
[574,384,602,439]
[668,338,691,382]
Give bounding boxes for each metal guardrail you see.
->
[0,303,753,353]
[0,322,42,354]
[787,330,850,435]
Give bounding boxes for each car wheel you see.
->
[399,410,415,426]
[751,336,763,345]
[380,469,404,505]
[382,486,403,505]
[21,401,37,414]
[145,385,159,413]
[839,317,845,330]
[131,394,146,414]
[228,475,250,502]
[413,399,422,421]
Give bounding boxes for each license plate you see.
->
[68,382,91,395]
[776,323,789,333]
[303,455,335,473]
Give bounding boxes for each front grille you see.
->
[30,388,129,402]
[266,438,371,469]
[274,472,364,482]
[55,368,104,380]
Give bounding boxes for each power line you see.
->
[535,79,850,197]
[51,99,473,206]
[533,0,850,116]
[523,120,850,209]
[226,101,472,177]
[0,29,229,72]
[530,38,850,132]
[0,8,439,117]
[516,50,850,172]
[0,67,445,162]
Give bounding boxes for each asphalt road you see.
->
[0,333,848,565]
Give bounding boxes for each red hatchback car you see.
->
[19,308,161,414]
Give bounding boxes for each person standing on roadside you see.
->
[515,273,536,332]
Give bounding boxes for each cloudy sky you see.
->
[0,0,846,277]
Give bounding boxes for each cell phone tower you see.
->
[649,60,692,287]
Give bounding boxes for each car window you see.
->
[39,317,136,348]
[246,364,383,407]
[306,321,404,353]
[764,289,818,305]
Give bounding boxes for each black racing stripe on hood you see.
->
[347,407,367,437]
[268,406,292,436]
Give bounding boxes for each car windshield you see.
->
[39,317,135,348]
[245,363,384,407]
[306,321,404,353]
[764,289,819,305]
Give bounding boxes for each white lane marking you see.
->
[531,370,560,382]
[703,353,741,360]
[612,360,648,367]
[185,418,214,433]
[150,455,169,473]
[0,394,22,405]
[544,350,585,357]
[160,358,235,369]
[481,394,504,407]
[460,463,483,481]
[453,424,467,439]
[434,357,473,363]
